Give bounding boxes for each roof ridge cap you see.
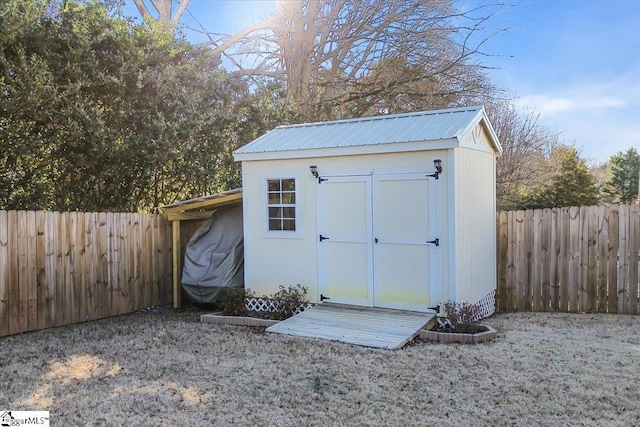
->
[275,105,483,129]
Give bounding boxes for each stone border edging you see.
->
[419,325,497,344]
[200,314,280,327]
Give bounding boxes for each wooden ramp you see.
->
[266,304,436,350]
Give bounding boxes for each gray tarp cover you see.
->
[181,206,244,303]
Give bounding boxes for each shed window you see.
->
[267,178,296,231]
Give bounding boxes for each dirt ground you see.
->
[1,309,638,426]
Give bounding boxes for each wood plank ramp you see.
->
[266,304,436,350]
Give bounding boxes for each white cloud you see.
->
[513,70,639,117]
[514,94,627,116]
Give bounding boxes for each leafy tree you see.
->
[0,0,264,211]
[521,146,600,209]
[601,148,640,204]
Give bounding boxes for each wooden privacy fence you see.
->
[496,204,640,314]
[0,211,173,337]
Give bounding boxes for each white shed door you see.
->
[317,176,374,306]
[318,173,440,312]
[373,174,437,312]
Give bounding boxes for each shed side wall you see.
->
[453,130,497,304]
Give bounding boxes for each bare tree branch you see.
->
[132,0,191,31]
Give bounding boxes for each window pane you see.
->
[282,179,295,191]
[266,178,296,233]
[269,219,282,231]
[268,207,282,219]
[268,193,281,204]
[267,180,281,192]
[282,192,296,204]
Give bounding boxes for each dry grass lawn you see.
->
[1,309,638,426]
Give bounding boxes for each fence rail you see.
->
[496,204,640,314]
[0,211,172,337]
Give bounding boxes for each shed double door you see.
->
[317,173,440,312]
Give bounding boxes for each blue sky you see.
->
[123,0,640,163]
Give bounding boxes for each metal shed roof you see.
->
[234,105,501,160]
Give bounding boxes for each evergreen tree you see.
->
[522,147,600,209]
[601,148,640,204]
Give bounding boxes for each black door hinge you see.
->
[426,172,439,180]
[427,304,440,313]
[320,294,331,301]
[319,234,330,242]
[426,238,439,246]
[318,177,328,183]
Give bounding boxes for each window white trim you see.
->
[261,174,302,239]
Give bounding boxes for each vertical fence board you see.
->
[65,212,75,324]
[627,204,639,314]
[567,207,581,312]
[540,209,551,311]
[531,209,543,311]
[44,213,56,328]
[596,206,608,313]
[25,211,37,331]
[141,215,149,308]
[607,206,619,313]
[514,210,525,311]
[558,207,569,311]
[618,206,629,314]
[108,214,122,314]
[121,213,131,314]
[96,213,109,319]
[151,214,158,306]
[164,215,173,306]
[0,211,8,336]
[7,211,18,334]
[578,206,589,312]
[131,214,141,310]
[54,213,65,327]
[496,212,508,312]
[77,213,88,323]
[17,211,29,332]
[84,213,96,321]
[153,214,161,306]
[505,211,515,312]
[584,206,598,312]
[525,210,535,311]
[549,208,559,311]
[36,211,46,330]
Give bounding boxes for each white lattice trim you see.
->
[476,290,496,319]
[244,297,312,314]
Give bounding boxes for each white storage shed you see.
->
[233,106,502,314]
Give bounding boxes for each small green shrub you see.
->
[442,300,481,333]
[268,284,309,320]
